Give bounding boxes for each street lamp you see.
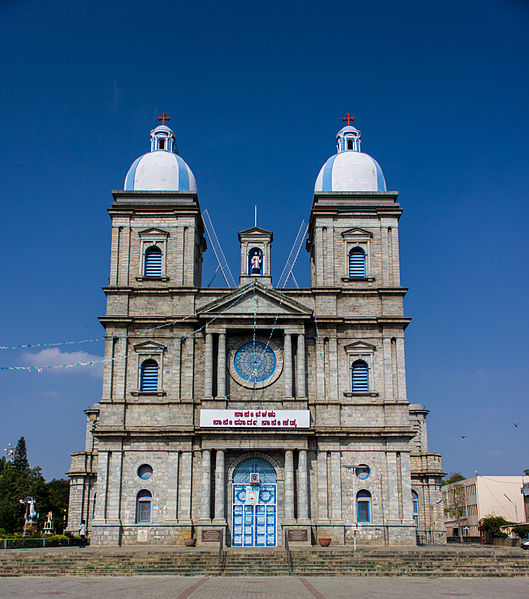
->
[343,465,359,550]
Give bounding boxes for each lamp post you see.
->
[344,465,359,550]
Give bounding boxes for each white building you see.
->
[443,475,526,539]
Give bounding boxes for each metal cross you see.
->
[157,112,171,125]
[342,112,355,126]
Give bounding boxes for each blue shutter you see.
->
[144,246,162,277]
[140,359,159,391]
[349,247,366,278]
[352,360,369,392]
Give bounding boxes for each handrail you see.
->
[218,532,225,576]
[284,530,293,575]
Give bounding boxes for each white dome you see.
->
[314,151,386,192]
[124,151,197,191]
[314,124,386,192]
[123,124,197,192]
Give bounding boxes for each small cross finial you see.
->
[342,112,355,126]
[157,112,171,125]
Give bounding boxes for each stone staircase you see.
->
[0,547,528,577]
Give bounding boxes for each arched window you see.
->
[352,360,369,393]
[144,245,162,277]
[348,247,366,278]
[136,489,152,523]
[140,359,158,392]
[357,490,371,523]
[412,490,419,528]
[347,139,354,150]
[159,138,165,150]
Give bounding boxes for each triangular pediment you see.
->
[197,282,312,318]
[344,341,376,352]
[239,226,273,236]
[133,340,166,351]
[138,227,170,238]
[341,227,373,238]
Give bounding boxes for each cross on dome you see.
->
[342,112,355,126]
[157,112,171,125]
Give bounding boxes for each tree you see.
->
[0,437,70,535]
[444,482,466,540]
[12,437,29,471]
[443,472,465,486]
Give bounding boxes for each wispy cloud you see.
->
[22,348,103,378]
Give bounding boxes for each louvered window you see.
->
[352,360,369,392]
[140,359,159,392]
[348,247,366,278]
[144,245,162,277]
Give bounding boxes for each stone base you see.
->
[91,523,196,547]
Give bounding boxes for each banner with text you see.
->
[200,409,310,429]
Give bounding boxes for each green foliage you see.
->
[443,472,466,486]
[511,524,529,538]
[0,456,6,476]
[13,437,29,471]
[0,438,70,534]
[479,515,511,538]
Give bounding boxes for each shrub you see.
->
[479,515,511,538]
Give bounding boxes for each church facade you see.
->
[67,117,445,547]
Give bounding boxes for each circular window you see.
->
[137,464,153,480]
[356,465,370,480]
[235,342,276,382]
[228,337,283,389]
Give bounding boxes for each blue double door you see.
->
[232,483,277,547]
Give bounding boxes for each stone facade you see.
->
[67,132,445,547]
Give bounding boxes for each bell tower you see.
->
[238,227,273,286]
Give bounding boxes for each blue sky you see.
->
[1,0,528,480]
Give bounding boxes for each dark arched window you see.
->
[357,490,371,523]
[140,359,158,392]
[348,247,366,278]
[136,489,152,523]
[144,245,162,277]
[159,138,165,150]
[347,139,354,150]
[412,490,419,528]
[352,360,369,393]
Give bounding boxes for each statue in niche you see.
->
[248,247,263,275]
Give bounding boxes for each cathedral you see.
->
[67,115,445,547]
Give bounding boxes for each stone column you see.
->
[383,337,394,401]
[217,332,226,399]
[214,450,225,521]
[330,452,342,521]
[178,451,193,522]
[296,333,306,398]
[283,332,293,398]
[298,450,309,521]
[200,449,211,520]
[396,337,407,402]
[284,450,295,521]
[317,451,329,521]
[204,333,213,398]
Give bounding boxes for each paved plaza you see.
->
[0,576,528,599]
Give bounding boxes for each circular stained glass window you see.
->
[234,342,276,383]
[137,464,153,480]
[356,465,370,480]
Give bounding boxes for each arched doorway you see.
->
[232,457,277,547]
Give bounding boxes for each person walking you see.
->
[79,520,86,548]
